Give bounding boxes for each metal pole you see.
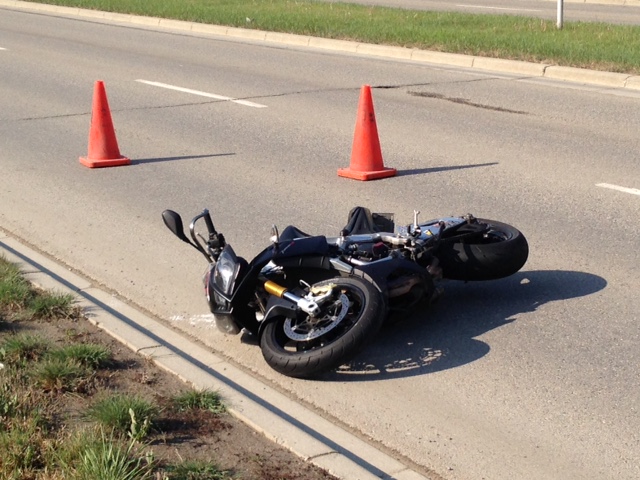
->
[557,0,564,29]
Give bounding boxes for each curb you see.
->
[1,0,639,91]
[0,231,433,480]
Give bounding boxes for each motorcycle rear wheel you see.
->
[437,219,529,281]
[260,276,384,379]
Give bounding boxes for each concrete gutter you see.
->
[1,0,639,91]
[0,231,433,480]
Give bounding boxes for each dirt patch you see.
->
[1,314,338,480]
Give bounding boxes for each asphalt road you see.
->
[318,0,640,25]
[1,4,639,480]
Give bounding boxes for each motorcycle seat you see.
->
[276,226,331,257]
[279,225,311,242]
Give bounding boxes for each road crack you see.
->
[407,90,528,114]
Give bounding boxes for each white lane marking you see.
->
[596,183,640,196]
[136,79,267,108]
[0,47,6,50]
[457,5,542,12]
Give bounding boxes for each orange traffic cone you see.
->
[79,81,130,168]
[338,85,396,181]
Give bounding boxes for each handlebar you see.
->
[188,209,226,261]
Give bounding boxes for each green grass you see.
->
[49,343,113,369]
[33,357,91,392]
[0,259,32,309]
[86,394,159,440]
[28,291,78,319]
[0,259,234,480]
[162,460,232,480]
[72,428,155,480]
[0,372,50,432]
[0,416,48,478]
[0,335,108,392]
[174,388,226,415]
[22,0,640,74]
[0,333,51,365]
[0,255,77,321]
[0,368,53,478]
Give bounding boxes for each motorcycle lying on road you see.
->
[162,206,528,378]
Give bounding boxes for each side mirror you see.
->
[162,210,190,244]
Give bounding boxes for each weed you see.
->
[161,459,232,480]
[52,426,103,473]
[0,258,31,309]
[0,256,78,321]
[174,389,226,415]
[49,343,112,369]
[33,357,90,393]
[0,333,51,365]
[0,379,43,427]
[0,415,48,477]
[68,427,155,480]
[28,290,77,319]
[86,394,158,440]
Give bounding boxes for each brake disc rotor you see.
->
[283,292,350,341]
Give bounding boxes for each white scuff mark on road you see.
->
[596,183,640,196]
[136,79,267,108]
[171,313,216,325]
[457,5,541,12]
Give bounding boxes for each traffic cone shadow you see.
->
[79,80,130,168]
[338,85,396,181]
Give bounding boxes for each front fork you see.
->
[263,280,334,317]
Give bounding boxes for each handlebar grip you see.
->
[203,209,216,234]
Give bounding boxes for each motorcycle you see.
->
[162,206,528,378]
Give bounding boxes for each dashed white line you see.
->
[0,47,6,50]
[596,183,640,196]
[136,79,267,108]
[457,5,542,12]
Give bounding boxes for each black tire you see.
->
[260,277,385,379]
[436,219,529,281]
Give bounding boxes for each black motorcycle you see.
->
[162,206,528,378]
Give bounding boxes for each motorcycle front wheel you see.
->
[437,219,529,281]
[260,276,384,379]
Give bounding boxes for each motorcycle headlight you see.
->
[212,247,241,296]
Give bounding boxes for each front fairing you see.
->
[206,245,241,306]
[205,244,249,335]
[205,234,338,335]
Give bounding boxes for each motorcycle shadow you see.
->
[321,269,607,382]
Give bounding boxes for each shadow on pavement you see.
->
[322,269,607,381]
[397,162,498,177]
[132,153,235,165]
